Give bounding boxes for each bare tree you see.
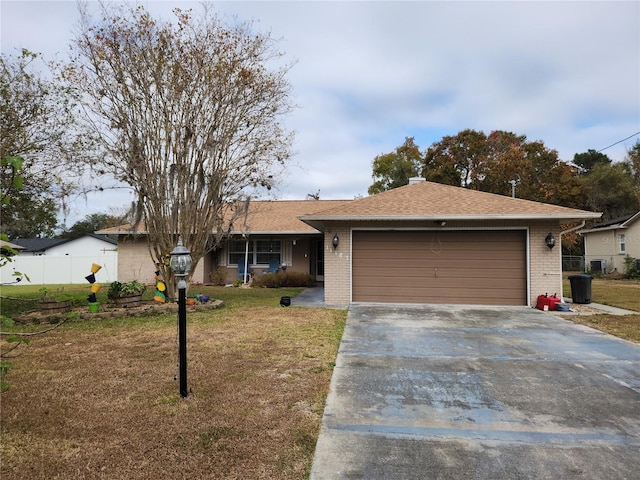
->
[65,4,294,293]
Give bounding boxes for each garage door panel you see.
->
[353,275,525,291]
[354,286,525,305]
[353,254,524,270]
[352,230,527,305]
[353,266,526,281]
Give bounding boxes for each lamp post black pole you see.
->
[170,236,192,399]
[177,278,188,398]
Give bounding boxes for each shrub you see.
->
[623,255,640,279]
[209,267,228,286]
[107,280,147,299]
[252,271,315,288]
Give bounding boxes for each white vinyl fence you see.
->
[1,254,118,285]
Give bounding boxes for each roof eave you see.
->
[95,228,148,235]
[228,230,321,236]
[578,225,628,234]
[622,211,640,227]
[300,212,602,230]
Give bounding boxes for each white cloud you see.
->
[2,0,639,225]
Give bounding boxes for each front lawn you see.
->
[562,274,640,343]
[0,286,347,479]
[563,274,640,312]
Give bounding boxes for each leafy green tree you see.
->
[1,155,31,390]
[1,188,58,238]
[61,213,125,238]
[581,162,639,220]
[423,129,487,188]
[65,4,294,295]
[624,140,640,206]
[420,129,582,206]
[1,49,96,237]
[480,132,583,207]
[368,137,422,194]
[572,149,612,174]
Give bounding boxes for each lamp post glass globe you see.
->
[170,237,192,277]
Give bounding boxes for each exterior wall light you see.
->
[545,232,556,250]
[332,234,339,249]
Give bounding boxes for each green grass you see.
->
[563,275,640,311]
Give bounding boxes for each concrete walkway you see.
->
[310,304,640,479]
[290,285,325,307]
[291,285,347,309]
[563,299,637,316]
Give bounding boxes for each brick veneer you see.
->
[324,220,564,307]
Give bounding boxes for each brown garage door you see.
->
[352,230,527,305]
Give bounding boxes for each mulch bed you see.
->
[13,299,223,324]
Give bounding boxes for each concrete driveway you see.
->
[310,304,640,479]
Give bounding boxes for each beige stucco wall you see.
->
[116,234,320,286]
[323,220,564,308]
[584,224,640,274]
[117,236,205,285]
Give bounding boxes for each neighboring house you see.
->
[0,234,118,284]
[99,179,600,308]
[577,211,640,274]
[12,234,118,257]
[0,239,25,255]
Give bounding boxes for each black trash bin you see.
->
[569,274,592,304]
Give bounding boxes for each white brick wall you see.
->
[529,223,563,301]
[324,225,351,307]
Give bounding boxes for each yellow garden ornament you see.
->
[91,263,102,274]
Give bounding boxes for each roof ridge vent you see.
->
[408,177,426,185]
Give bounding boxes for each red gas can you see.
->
[536,294,561,311]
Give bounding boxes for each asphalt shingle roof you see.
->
[228,200,350,234]
[12,235,117,252]
[11,238,68,252]
[98,182,601,236]
[96,200,351,235]
[300,180,601,226]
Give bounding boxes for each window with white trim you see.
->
[229,240,254,266]
[228,239,281,266]
[618,234,626,253]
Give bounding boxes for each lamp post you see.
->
[170,236,192,398]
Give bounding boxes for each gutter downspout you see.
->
[559,221,586,300]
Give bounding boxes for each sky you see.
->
[2,0,640,227]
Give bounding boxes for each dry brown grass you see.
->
[561,275,640,343]
[1,291,346,479]
[561,314,640,343]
